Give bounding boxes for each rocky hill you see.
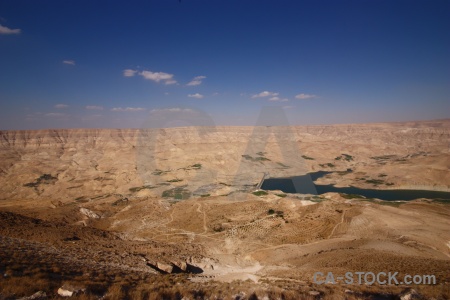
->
[0,120,449,205]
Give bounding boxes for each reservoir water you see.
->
[260,171,450,201]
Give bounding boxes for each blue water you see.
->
[260,171,450,201]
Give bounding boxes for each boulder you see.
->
[146,261,175,273]
[79,208,100,219]
[172,261,188,272]
[57,284,86,297]
[57,288,73,297]
[400,289,423,300]
[17,291,47,300]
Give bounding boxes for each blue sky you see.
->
[0,0,449,130]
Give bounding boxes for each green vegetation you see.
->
[242,154,271,162]
[75,196,89,203]
[179,163,202,171]
[112,198,129,206]
[365,179,385,185]
[275,193,287,198]
[336,169,352,175]
[167,179,183,183]
[362,199,404,207]
[200,194,210,198]
[276,162,290,168]
[267,209,275,215]
[24,174,58,187]
[370,155,396,160]
[335,154,353,161]
[311,195,325,202]
[162,187,191,200]
[212,224,224,232]
[301,155,314,160]
[129,185,156,193]
[152,169,166,176]
[342,154,353,161]
[339,193,365,199]
[319,163,335,168]
[252,190,268,196]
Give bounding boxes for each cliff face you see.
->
[0,120,449,203]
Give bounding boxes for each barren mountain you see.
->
[0,120,449,299]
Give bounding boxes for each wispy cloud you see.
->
[269,96,288,102]
[111,107,146,112]
[186,76,206,86]
[123,69,137,77]
[295,93,317,100]
[188,93,204,99]
[63,60,75,66]
[139,70,177,85]
[45,112,67,117]
[85,105,104,110]
[150,108,195,113]
[54,104,68,109]
[251,91,279,99]
[0,24,21,35]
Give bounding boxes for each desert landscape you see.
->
[1,120,449,299]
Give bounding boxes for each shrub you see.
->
[339,193,364,199]
[365,179,385,185]
[301,155,314,160]
[252,190,268,196]
[167,179,183,183]
[162,187,191,199]
[129,185,156,192]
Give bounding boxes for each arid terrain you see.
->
[0,120,449,299]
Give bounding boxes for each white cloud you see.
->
[186,76,206,86]
[150,108,195,113]
[123,69,137,77]
[111,107,146,112]
[85,105,104,110]
[54,104,68,109]
[140,70,176,84]
[295,93,317,100]
[45,112,67,117]
[0,24,21,35]
[63,60,75,66]
[165,79,177,85]
[269,96,288,102]
[251,91,279,99]
[188,93,204,99]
